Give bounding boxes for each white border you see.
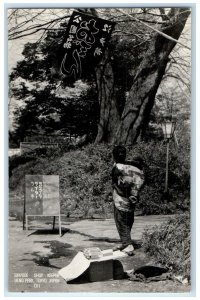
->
[1,1,198,299]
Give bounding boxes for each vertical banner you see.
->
[60,11,115,81]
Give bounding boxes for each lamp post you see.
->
[161,115,176,197]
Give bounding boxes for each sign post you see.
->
[24,175,62,236]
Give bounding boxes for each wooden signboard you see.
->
[24,175,62,236]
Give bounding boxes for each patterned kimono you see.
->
[112,162,144,212]
[112,161,144,247]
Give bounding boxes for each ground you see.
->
[7,215,191,295]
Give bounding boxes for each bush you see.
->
[9,143,114,218]
[9,153,36,178]
[9,138,190,217]
[126,139,190,214]
[142,213,190,280]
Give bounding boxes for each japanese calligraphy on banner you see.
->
[60,11,115,81]
[25,175,60,215]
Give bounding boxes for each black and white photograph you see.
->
[6,3,194,296]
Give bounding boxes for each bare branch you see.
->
[8,10,70,40]
[163,73,190,90]
[159,8,170,21]
[116,8,191,50]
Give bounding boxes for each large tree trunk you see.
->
[95,49,120,143]
[115,8,190,145]
[95,8,190,145]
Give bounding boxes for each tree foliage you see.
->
[10,22,100,143]
[8,8,191,145]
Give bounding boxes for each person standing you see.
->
[112,145,145,256]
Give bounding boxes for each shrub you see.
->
[9,138,190,217]
[126,139,190,214]
[142,213,190,280]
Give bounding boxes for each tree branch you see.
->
[116,8,191,50]
[159,8,170,21]
[8,14,70,40]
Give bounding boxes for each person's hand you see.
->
[129,196,137,204]
[118,177,130,189]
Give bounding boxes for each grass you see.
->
[142,213,190,281]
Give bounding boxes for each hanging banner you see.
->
[60,11,115,81]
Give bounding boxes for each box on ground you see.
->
[88,259,113,282]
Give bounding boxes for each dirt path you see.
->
[7,216,191,294]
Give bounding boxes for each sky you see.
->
[8,38,26,71]
[8,8,69,71]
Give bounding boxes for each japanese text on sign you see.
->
[60,11,115,81]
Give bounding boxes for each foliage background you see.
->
[9,132,190,218]
[142,213,190,280]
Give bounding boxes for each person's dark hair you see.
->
[112,145,126,163]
